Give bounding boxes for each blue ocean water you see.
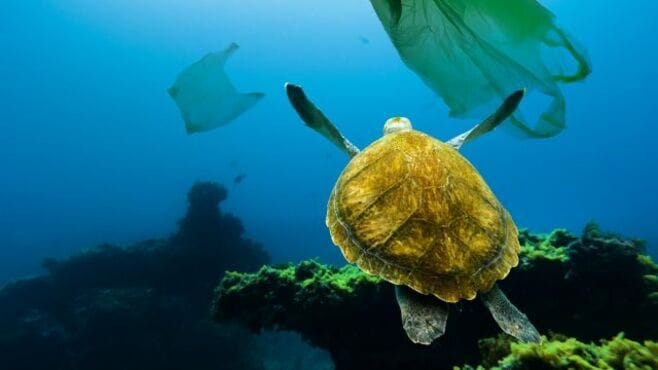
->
[1,0,657,285]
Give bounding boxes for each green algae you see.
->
[214,260,386,338]
[297,260,381,291]
[458,334,658,370]
[520,243,568,262]
[638,255,658,304]
[638,255,658,274]
[644,275,658,286]
[518,224,652,268]
[520,241,567,263]
[501,334,658,370]
[518,228,574,263]
[222,260,381,296]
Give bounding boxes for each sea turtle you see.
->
[285,83,541,345]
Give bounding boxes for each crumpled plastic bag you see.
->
[168,43,264,134]
[371,0,590,137]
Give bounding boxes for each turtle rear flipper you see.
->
[480,284,541,343]
[395,286,448,345]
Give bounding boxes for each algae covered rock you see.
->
[214,224,658,370]
[214,260,490,368]
[504,223,658,341]
[215,261,497,369]
[215,261,413,368]
[216,261,384,334]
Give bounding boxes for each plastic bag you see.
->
[168,43,264,134]
[371,0,590,137]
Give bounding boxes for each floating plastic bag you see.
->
[168,43,264,134]
[371,0,590,137]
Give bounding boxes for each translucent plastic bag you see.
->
[169,43,264,134]
[371,0,590,137]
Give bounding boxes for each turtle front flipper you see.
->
[285,83,360,158]
[446,89,525,150]
[480,284,541,343]
[395,285,449,345]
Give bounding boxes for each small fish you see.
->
[229,160,238,168]
[233,174,246,184]
[358,36,370,45]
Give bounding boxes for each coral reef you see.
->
[214,223,658,370]
[458,333,658,370]
[0,182,270,370]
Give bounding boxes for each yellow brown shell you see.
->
[326,130,519,303]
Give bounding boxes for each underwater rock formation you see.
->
[214,224,658,370]
[0,181,270,370]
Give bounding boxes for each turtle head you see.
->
[384,117,412,135]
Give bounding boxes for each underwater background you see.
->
[4,0,658,281]
[2,1,658,369]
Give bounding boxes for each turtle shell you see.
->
[326,130,519,303]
